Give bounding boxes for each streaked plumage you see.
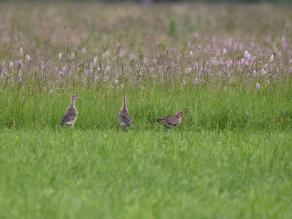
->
[118,96,132,129]
[157,112,184,128]
[61,95,78,127]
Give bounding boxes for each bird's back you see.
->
[119,110,132,127]
[61,107,77,125]
[157,115,180,127]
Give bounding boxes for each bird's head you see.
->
[176,111,185,120]
[72,95,78,101]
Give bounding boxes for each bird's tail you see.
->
[156,118,164,123]
[60,119,65,126]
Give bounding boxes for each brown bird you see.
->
[157,112,185,128]
[118,96,132,129]
[61,95,79,128]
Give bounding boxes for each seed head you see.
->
[58,53,63,60]
[256,82,261,90]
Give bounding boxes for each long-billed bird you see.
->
[118,96,132,129]
[157,112,184,128]
[61,95,79,128]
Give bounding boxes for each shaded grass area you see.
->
[0,82,292,130]
[0,129,291,219]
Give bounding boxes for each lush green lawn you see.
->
[1,82,292,130]
[0,129,291,219]
[0,84,292,219]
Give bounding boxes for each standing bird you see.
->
[118,96,132,129]
[61,95,79,128]
[157,112,185,128]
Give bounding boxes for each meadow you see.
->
[0,2,292,219]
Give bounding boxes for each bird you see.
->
[61,95,79,128]
[157,112,185,128]
[118,96,132,129]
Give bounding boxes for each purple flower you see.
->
[226,59,233,68]
[244,50,251,60]
[281,36,288,51]
[256,82,261,90]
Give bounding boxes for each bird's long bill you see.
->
[182,114,186,120]
[123,96,126,106]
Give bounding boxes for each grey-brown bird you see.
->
[157,112,185,128]
[61,95,79,127]
[118,96,132,129]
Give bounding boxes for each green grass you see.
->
[1,82,292,130]
[0,129,291,219]
[0,84,292,219]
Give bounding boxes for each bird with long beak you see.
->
[157,112,185,128]
[61,95,79,128]
[118,96,132,129]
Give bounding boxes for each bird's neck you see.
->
[71,99,76,108]
[122,97,127,111]
[121,105,127,112]
[177,115,182,123]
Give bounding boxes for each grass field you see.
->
[0,129,291,218]
[0,2,292,219]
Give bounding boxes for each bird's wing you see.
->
[61,108,77,124]
[164,116,179,126]
[119,112,132,125]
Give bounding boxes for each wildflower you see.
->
[9,61,14,69]
[270,54,275,62]
[238,58,249,68]
[260,69,267,75]
[93,56,98,65]
[223,48,227,55]
[114,79,119,86]
[244,50,251,60]
[40,62,45,71]
[189,50,194,57]
[184,66,192,74]
[104,75,109,82]
[17,60,23,70]
[143,57,148,65]
[19,48,24,56]
[281,36,288,51]
[58,53,63,60]
[192,62,199,71]
[70,52,75,60]
[104,64,111,73]
[25,55,32,62]
[118,47,126,58]
[129,51,136,61]
[193,77,200,85]
[256,82,261,90]
[226,59,233,68]
[210,57,218,66]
